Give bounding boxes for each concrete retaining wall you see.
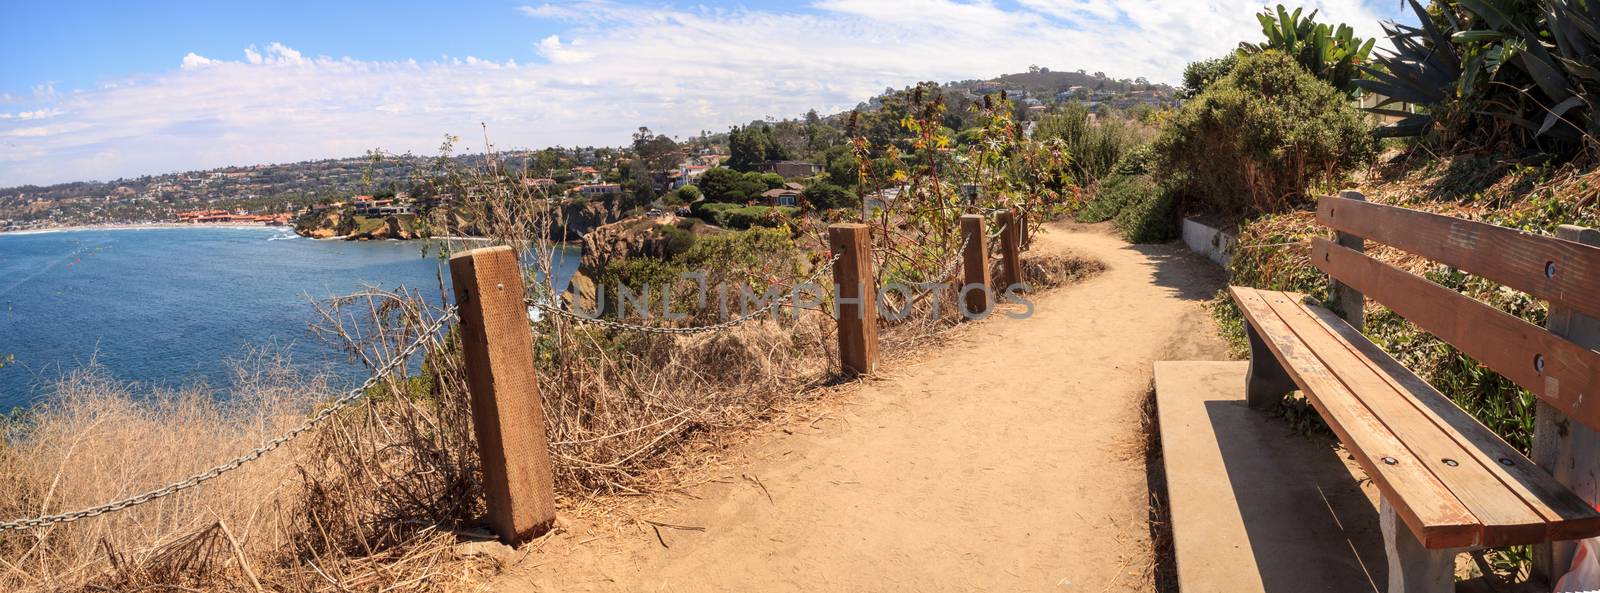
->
[1182,217,1235,267]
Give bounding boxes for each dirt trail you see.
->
[495,222,1232,592]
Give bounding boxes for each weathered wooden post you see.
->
[1019,209,1031,252]
[448,246,557,544]
[1532,225,1600,582]
[830,223,878,375]
[959,214,991,317]
[1329,190,1366,329]
[997,209,1023,288]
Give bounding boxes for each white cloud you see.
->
[536,35,593,64]
[0,0,1410,186]
[181,53,218,70]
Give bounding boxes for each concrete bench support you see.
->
[1244,321,1295,410]
[1381,497,1461,593]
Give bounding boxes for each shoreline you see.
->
[0,222,289,236]
[1,222,585,247]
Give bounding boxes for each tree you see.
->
[632,126,682,172]
[727,122,790,171]
[698,167,743,202]
[1181,54,1237,99]
[802,182,857,211]
[822,145,858,188]
[674,184,702,204]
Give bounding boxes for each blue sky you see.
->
[0,0,1416,186]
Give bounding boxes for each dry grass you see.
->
[0,293,497,592]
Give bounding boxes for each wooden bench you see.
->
[1230,191,1600,592]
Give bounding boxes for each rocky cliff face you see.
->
[295,195,626,242]
[579,216,681,275]
[543,196,625,241]
[294,210,419,240]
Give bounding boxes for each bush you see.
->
[1077,173,1155,223]
[673,184,701,205]
[690,202,797,230]
[659,224,696,258]
[1181,54,1237,99]
[1112,183,1179,243]
[697,167,787,203]
[1035,102,1152,186]
[802,182,857,211]
[1156,51,1375,215]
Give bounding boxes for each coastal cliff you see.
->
[295,195,627,242]
[294,210,421,241]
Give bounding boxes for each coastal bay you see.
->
[0,226,577,410]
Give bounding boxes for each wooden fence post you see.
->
[1330,190,1366,329]
[959,214,991,317]
[1532,225,1600,582]
[1019,209,1031,252]
[448,246,557,544]
[830,223,878,376]
[997,209,1023,288]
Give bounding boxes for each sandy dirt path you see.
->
[494,222,1232,592]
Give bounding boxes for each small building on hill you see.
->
[575,183,623,197]
[761,161,822,178]
[761,188,803,207]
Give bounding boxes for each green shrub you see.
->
[673,184,701,205]
[658,224,696,258]
[802,182,857,211]
[1112,183,1179,243]
[1156,50,1375,215]
[1034,102,1152,186]
[689,202,796,230]
[1359,0,1600,153]
[1114,145,1155,176]
[1181,54,1237,99]
[1077,173,1153,223]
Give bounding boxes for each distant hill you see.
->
[2,66,1171,230]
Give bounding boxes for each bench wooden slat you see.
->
[1231,286,1480,548]
[1261,291,1552,547]
[1312,238,1600,432]
[1300,304,1600,544]
[1317,196,1600,321]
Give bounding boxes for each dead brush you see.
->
[0,286,493,593]
[0,354,324,592]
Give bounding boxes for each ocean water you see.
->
[0,227,577,411]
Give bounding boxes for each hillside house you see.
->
[575,183,623,197]
[761,161,822,178]
[760,188,802,207]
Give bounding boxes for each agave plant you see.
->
[1359,0,1600,146]
[1239,4,1376,96]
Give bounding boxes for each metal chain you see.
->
[0,307,458,532]
[530,253,842,335]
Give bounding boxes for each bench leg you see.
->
[1381,497,1458,593]
[1245,321,1296,410]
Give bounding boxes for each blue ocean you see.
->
[0,227,577,411]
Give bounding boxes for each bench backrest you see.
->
[1312,194,1600,431]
